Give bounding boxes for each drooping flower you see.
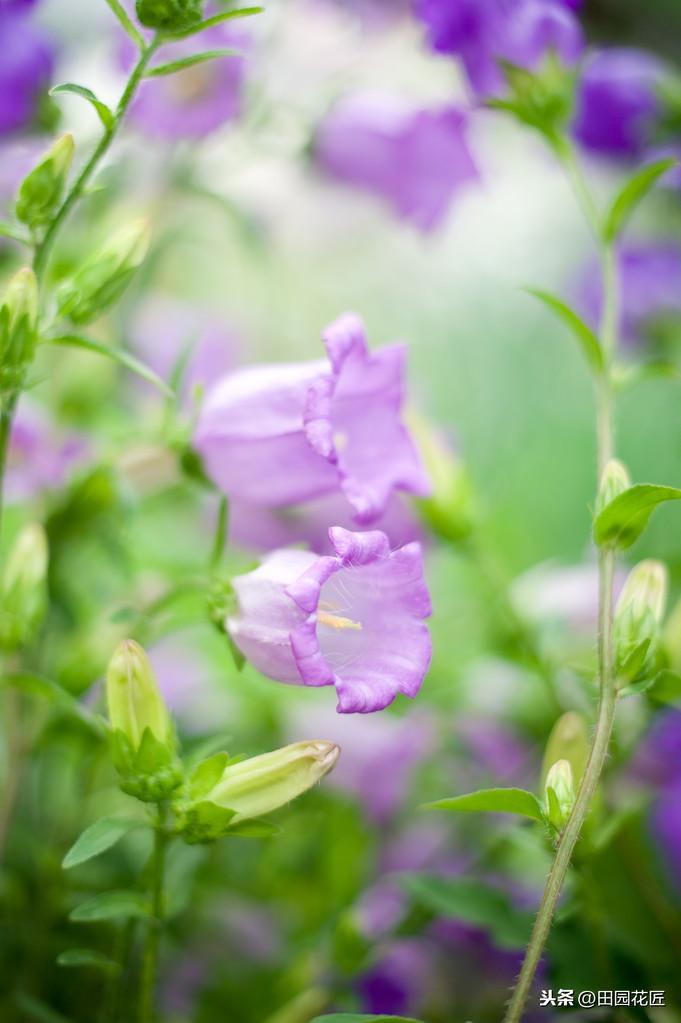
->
[194,313,430,524]
[0,8,54,136]
[315,96,478,232]
[227,526,432,713]
[6,399,89,503]
[572,49,667,160]
[413,0,583,98]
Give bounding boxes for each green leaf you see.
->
[646,669,681,704]
[593,483,681,549]
[62,816,147,869]
[424,787,544,821]
[47,335,173,397]
[57,948,120,973]
[188,752,231,800]
[146,49,240,78]
[3,673,106,737]
[170,6,263,37]
[603,158,677,243]
[524,287,603,374]
[70,891,151,922]
[13,993,73,1023]
[228,817,282,838]
[104,0,146,50]
[401,874,533,949]
[311,1017,426,1023]
[50,84,114,130]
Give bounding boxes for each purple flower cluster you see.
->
[0,1,54,137]
[631,711,681,890]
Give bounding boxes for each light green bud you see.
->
[135,0,202,31]
[541,711,588,792]
[595,458,631,517]
[0,524,48,652]
[663,596,681,675]
[57,219,150,325]
[407,410,475,542]
[0,267,39,397]
[15,134,75,229]
[543,759,575,831]
[614,560,668,683]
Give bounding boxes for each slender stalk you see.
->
[139,810,167,1023]
[0,393,18,553]
[504,147,620,1023]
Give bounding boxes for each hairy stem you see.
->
[504,146,620,1023]
[139,810,167,1023]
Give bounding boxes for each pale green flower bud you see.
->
[57,219,150,325]
[595,458,631,517]
[106,639,172,752]
[614,560,668,683]
[541,711,588,792]
[136,0,202,31]
[663,596,681,675]
[543,759,575,831]
[0,524,48,651]
[15,134,75,229]
[407,410,475,542]
[0,267,39,397]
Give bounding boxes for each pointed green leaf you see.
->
[62,816,147,870]
[424,787,544,821]
[50,84,114,130]
[188,752,231,800]
[171,6,263,37]
[593,483,681,549]
[57,948,120,973]
[524,287,603,374]
[70,891,151,922]
[104,0,145,50]
[228,817,282,838]
[603,158,677,243]
[146,49,240,78]
[47,335,173,397]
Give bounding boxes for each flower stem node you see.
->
[0,267,39,399]
[614,559,668,684]
[543,759,575,833]
[15,134,75,230]
[135,0,203,32]
[106,640,181,801]
[175,741,340,844]
[57,220,150,326]
[595,458,631,517]
[0,524,48,652]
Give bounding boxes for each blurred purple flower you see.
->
[573,49,667,160]
[456,715,530,784]
[128,294,239,408]
[630,710,681,789]
[651,779,681,890]
[317,0,409,27]
[0,8,54,136]
[195,313,430,523]
[358,938,438,1017]
[577,242,681,345]
[414,0,583,98]
[228,526,432,713]
[7,400,89,503]
[119,23,245,140]
[315,96,478,232]
[148,631,235,733]
[0,136,46,221]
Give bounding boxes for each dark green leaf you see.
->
[603,158,677,243]
[170,6,263,37]
[146,49,240,78]
[47,335,173,397]
[50,84,114,129]
[70,891,151,922]
[424,787,544,821]
[524,287,603,374]
[62,816,147,869]
[57,948,120,973]
[593,483,681,549]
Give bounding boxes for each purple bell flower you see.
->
[194,313,430,524]
[315,95,479,232]
[413,0,583,98]
[7,399,89,503]
[227,526,432,713]
[0,8,54,136]
[651,779,681,891]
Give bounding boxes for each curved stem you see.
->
[0,392,18,554]
[504,146,620,1023]
[139,810,167,1023]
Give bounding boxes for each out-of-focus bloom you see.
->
[128,294,239,408]
[0,137,46,218]
[315,96,478,232]
[195,314,430,524]
[227,526,432,713]
[358,938,439,1017]
[455,716,530,785]
[573,49,667,160]
[119,23,245,140]
[577,242,681,346]
[512,561,626,637]
[6,399,89,503]
[414,0,582,98]
[148,631,235,734]
[319,0,409,28]
[630,709,681,789]
[0,8,54,136]
[651,779,681,889]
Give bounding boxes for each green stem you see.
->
[504,148,620,1023]
[0,392,18,555]
[139,810,167,1023]
[33,36,159,284]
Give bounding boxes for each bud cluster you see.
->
[135,0,203,31]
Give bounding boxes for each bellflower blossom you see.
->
[194,314,430,523]
[227,526,432,713]
[315,96,478,232]
[6,400,89,503]
[414,0,583,98]
[0,7,54,136]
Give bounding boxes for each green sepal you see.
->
[111,727,183,803]
[545,785,563,831]
[187,751,232,800]
[176,799,237,844]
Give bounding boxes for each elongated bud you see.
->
[136,0,202,31]
[541,711,588,791]
[663,596,681,674]
[0,524,48,651]
[15,134,75,228]
[57,220,150,325]
[0,267,39,397]
[407,411,475,542]
[614,560,668,683]
[595,458,630,516]
[543,759,575,831]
